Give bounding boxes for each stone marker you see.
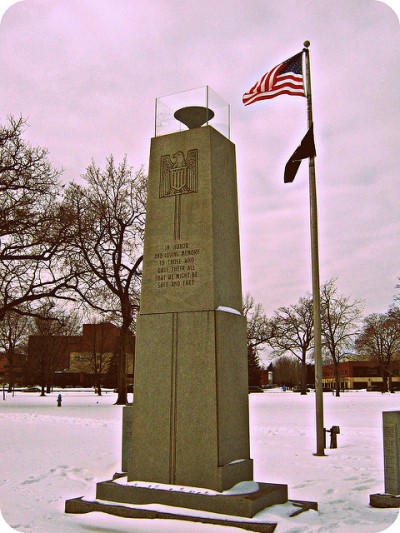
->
[128,120,254,492]
[370,411,400,508]
[121,405,133,472]
[65,88,317,529]
[383,411,400,495]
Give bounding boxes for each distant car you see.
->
[292,386,310,393]
[248,386,264,393]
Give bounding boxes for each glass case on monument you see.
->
[155,86,230,139]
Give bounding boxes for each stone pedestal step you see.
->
[95,479,288,518]
[65,494,318,532]
[65,496,277,532]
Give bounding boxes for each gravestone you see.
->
[383,411,400,495]
[66,88,316,529]
[370,411,400,508]
[121,405,133,472]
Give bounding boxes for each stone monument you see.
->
[370,410,400,508]
[65,87,316,530]
[128,99,254,492]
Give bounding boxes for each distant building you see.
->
[322,360,400,390]
[262,359,400,391]
[0,352,25,386]
[28,322,135,388]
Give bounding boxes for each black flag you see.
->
[284,124,316,183]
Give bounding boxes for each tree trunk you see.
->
[380,366,388,393]
[46,362,53,394]
[6,351,15,392]
[7,363,14,393]
[300,354,307,395]
[388,366,394,393]
[115,320,129,405]
[116,347,127,404]
[334,361,341,397]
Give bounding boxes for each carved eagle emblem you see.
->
[159,149,198,198]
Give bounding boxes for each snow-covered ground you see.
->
[0,388,400,532]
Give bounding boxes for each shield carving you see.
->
[159,149,198,240]
[159,150,198,198]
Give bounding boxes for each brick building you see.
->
[322,360,400,390]
[0,352,25,386]
[28,322,135,388]
[262,359,400,391]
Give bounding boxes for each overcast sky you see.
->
[0,0,399,318]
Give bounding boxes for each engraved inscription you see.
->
[159,150,198,240]
[152,242,200,290]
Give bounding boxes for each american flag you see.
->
[243,52,305,106]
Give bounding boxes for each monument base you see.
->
[65,476,318,532]
[65,496,277,532]
[370,493,400,508]
[96,477,287,518]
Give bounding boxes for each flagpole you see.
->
[303,40,325,456]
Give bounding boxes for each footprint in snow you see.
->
[21,474,46,485]
[51,464,93,482]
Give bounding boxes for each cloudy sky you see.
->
[0,0,399,317]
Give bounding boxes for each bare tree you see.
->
[28,302,81,395]
[0,311,30,391]
[0,116,77,321]
[320,278,364,396]
[63,156,146,404]
[271,355,301,388]
[243,294,274,386]
[268,294,314,394]
[356,308,400,393]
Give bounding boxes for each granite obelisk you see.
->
[128,108,253,491]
